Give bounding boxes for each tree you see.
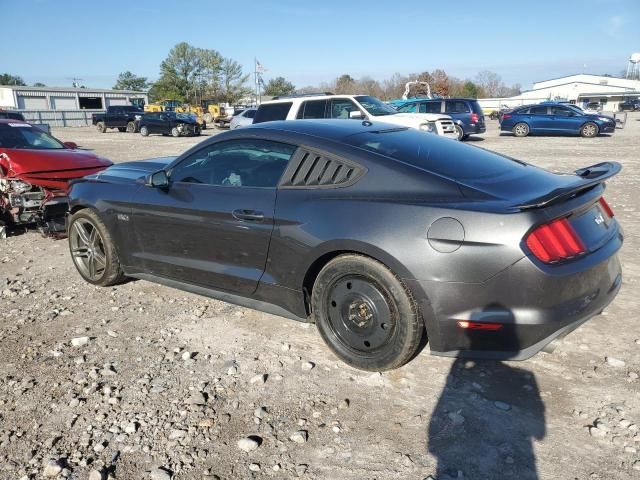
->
[152,42,204,102]
[263,76,296,97]
[0,73,26,86]
[475,70,503,97]
[220,58,251,104]
[32,82,46,87]
[114,71,150,91]
[431,69,450,97]
[335,74,356,94]
[460,81,480,98]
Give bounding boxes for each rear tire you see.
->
[140,126,149,136]
[171,127,180,137]
[311,254,424,371]
[513,122,529,137]
[96,122,106,133]
[126,121,136,133]
[68,209,126,287]
[203,113,213,123]
[580,122,599,138]
[455,125,464,141]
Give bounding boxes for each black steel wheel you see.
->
[312,254,424,371]
[68,209,125,286]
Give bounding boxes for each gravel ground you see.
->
[1,115,639,480]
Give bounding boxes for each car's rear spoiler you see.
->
[517,161,622,210]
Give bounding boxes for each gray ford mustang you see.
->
[67,120,623,371]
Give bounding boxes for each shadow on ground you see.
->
[427,312,546,480]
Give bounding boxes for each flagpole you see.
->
[254,57,258,106]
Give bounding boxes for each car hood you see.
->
[90,157,176,184]
[0,147,113,190]
[371,112,452,125]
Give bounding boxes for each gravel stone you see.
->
[237,436,260,452]
[289,430,309,443]
[71,336,90,347]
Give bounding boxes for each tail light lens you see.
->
[526,218,585,263]
[501,113,512,120]
[599,197,614,218]
[470,113,479,123]
[457,320,502,331]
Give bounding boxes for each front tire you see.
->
[171,127,180,137]
[580,122,599,138]
[512,122,529,137]
[68,209,125,287]
[96,121,106,133]
[140,126,149,136]
[311,254,424,371]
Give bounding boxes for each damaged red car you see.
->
[0,119,112,238]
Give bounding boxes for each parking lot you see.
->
[1,116,639,479]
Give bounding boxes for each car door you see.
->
[419,101,443,114]
[527,105,550,132]
[549,105,583,133]
[129,138,297,294]
[329,98,362,119]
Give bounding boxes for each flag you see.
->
[256,59,267,73]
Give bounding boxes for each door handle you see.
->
[232,209,264,222]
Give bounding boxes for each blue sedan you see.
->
[500,103,616,138]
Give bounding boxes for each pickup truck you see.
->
[92,106,145,133]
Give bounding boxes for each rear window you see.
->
[419,101,442,114]
[469,100,483,114]
[445,100,470,114]
[344,129,524,181]
[253,102,292,124]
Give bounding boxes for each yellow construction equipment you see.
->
[145,100,207,129]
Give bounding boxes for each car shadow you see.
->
[462,136,485,143]
[427,306,545,480]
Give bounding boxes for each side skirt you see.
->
[130,272,310,323]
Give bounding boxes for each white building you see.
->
[479,74,640,112]
[0,85,148,111]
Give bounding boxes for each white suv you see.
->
[253,94,458,139]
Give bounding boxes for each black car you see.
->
[139,112,201,137]
[66,120,622,371]
[395,98,486,140]
[92,106,145,133]
[619,98,640,111]
[0,110,25,121]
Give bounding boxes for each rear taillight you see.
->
[470,113,479,123]
[501,113,512,120]
[525,218,585,263]
[599,197,614,218]
[457,320,502,331]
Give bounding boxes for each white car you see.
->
[230,108,257,129]
[253,94,458,139]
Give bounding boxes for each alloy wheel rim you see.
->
[70,219,107,281]
[584,124,596,136]
[516,124,527,135]
[326,276,396,352]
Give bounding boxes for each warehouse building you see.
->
[0,85,148,111]
[480,74,640,112]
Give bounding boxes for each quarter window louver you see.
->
[281,149,364,188]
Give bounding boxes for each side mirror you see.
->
[349,110,364,120]
[63,141,78,149]
[146,170,169,189]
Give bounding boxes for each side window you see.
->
[253,103,293,124]
[298,100,328,119]
[529,106,547,115]
[170,139,297,188]
[420,101,442,114]
[330,99,359,119]
[398,103,417,113]
[445,100,470,114]
[245,109,256,119]
[550,106,572,116]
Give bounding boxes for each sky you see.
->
[1,0,638,91]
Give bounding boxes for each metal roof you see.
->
[0,85,148,95]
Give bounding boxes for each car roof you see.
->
[260,94,368,105]
[244,119,408,140]
[0,118,27,124]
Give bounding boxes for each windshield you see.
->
[396,103,418,113]
[0,123,65,150]
[565,104,585,114]
[354,96,398,116]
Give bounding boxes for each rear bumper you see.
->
[464,123,486,135]
[406,233,623,360]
